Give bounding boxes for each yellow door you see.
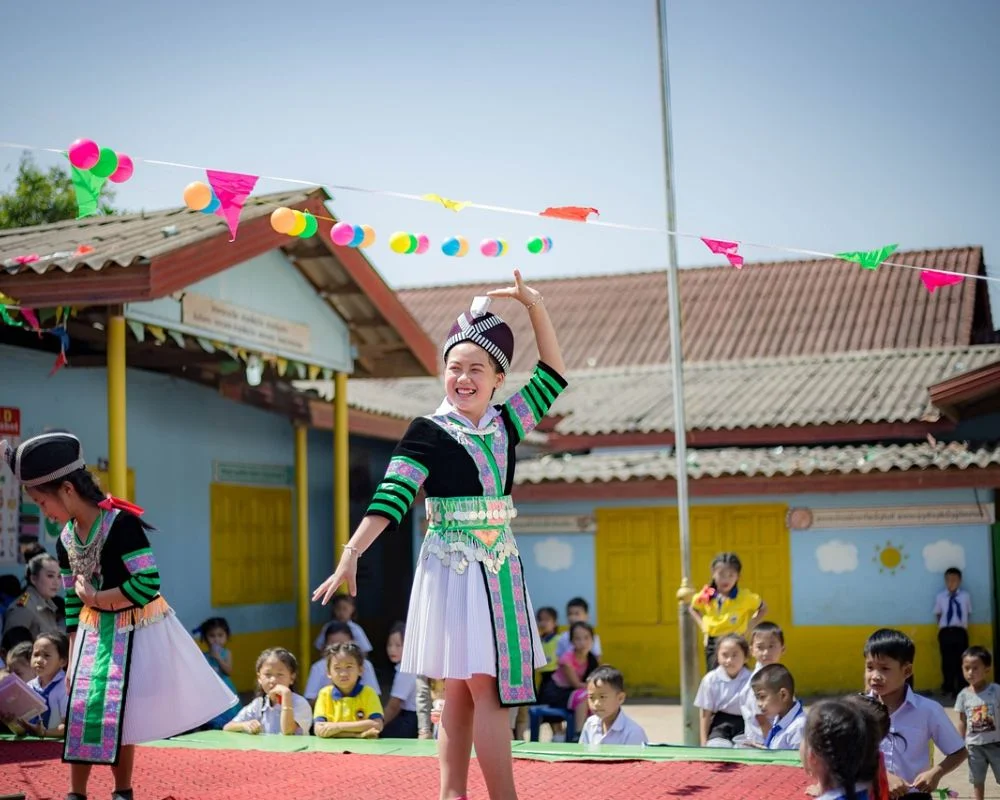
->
[596,503,789,694]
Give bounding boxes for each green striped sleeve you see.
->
[366,455,429,529]
[503,361,569,442]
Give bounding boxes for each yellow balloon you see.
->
[270,207,296,234]
[498,239,509,256]
[359,224,376,249]
[389,231,411,254]
[183,181,212,211]
[289,211,307,237]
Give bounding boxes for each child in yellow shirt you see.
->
[313,642,384,739]
[689,552,767,672]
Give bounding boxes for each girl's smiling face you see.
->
[444,342,504,421]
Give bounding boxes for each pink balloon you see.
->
[480,239,499,257]
[108,153,134,183]
[68,138,100,170]
[331,222,356,246]
[415,234,430,254]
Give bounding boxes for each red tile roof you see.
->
[398,247,988,373]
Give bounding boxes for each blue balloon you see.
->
[349,224,366,247]
[200,193,220,214]
[442,237,460,257]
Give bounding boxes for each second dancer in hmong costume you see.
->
[314,270,568,800]
[1,432,236,800]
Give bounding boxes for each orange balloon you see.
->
[183,181,212,211]
[270,207,296,234]
[359,224,376,249]
[289,210,307,237]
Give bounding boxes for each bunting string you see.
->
[0,141,993,287]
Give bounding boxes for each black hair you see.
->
[6,640,33,664]
[388,621,406,640]
[945,567,963,579]
[323,620,353,643]
[34,630,70,662]
[0,574,23,600]
[325,641,365,669]
[567,597,589,613]
[254,648,298,695]
[536,606,558,622]
[709,552,742,592]
[847,692,906,757]
[196,617,231,643]
[805,699,880,800]
[863,628,915,665]
[587,665,625,693]
[750,621,785,646]
[34,469,155,531]
[1,625,33,658]
[717,633,750,660]
[963,645,992,668]
[568,621,600,676]
[24,552,58,591]
[332,594,355,608]
[751,663,795,696]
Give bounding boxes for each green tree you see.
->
[0,153,116,229]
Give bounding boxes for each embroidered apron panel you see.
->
[482,554,537,706]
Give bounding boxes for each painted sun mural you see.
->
[873,540,909,574]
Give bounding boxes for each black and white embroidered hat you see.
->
[0,432,86,488]
[442,296,514,373]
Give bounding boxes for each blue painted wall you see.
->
[125,249,353,371]
[411,486,995,630]
[0,343,337,635]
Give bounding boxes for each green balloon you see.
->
[298,213,318,238]
[527,237,543,254]
[90,147,119,179]
[405,233,419,254]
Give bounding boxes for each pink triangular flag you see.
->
[206,170,259,242]
[19,307,39,330]
[726,253,744,269]
[701,237,739,255]
[920,269,965,293]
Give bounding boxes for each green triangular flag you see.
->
[70,164,108,219]
[166,329,185,349]
[0,305,20,327]
[836,243,899,271]
[126,320,145,342]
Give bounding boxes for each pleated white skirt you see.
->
[401,542,547,681]
[71,610,238,745]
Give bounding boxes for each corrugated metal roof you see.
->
[313,345,1000,434]
[398,247,986,372]
[514,441,1000,484]
[0,189,316,274]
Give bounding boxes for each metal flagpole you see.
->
[654,0,700,746]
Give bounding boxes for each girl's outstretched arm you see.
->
[488,270,566,376]
[313,516,390,604]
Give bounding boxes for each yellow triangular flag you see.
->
[307,364,321,380]
[422,193,470,212]
[277,357,288,377]
[146,325,166,343]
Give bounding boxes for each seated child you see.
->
[0,625,32,670]
[578,666,647,746]
[954,645,1000,800]
[751,664,805,750]
[695,633,751,747]
[314,594,372,655]
[3,640,34,683]
[738,621,786,747]
[801,697,885,800]
[305,621,379,705]
[381,622,418,738]
[539,621,600,736]
[555,597,602,659]
[25,631,69,738]
[536,606,560,694]
[224,647,312,735]
[864,628,966,795]
[196,616,239,729]
[313,642,384,739]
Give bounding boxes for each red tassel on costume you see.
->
[874,752,889,800]
[98,495,146,516]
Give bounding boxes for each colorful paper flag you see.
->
[19,308,39,330]
[920,269,965,293]
[701,237,744,269]
[146,325,166,344]
[69,165,108,219]
[49,350,68,376]
[206,170,259,242]
[836,243,899,271]
[539,206,599,222]
[422,193,469,212]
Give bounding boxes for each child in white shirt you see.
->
[578,666,647,747]
[694,633,751,747]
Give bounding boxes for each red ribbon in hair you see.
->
[98,495,146,516]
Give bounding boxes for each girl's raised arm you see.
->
[488,270,566,376]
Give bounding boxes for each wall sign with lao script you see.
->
[786,504,995,530]
[182,293,311,355]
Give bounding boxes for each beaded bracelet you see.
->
[525,296,544,310]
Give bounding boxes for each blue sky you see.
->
[1,0,997,295]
